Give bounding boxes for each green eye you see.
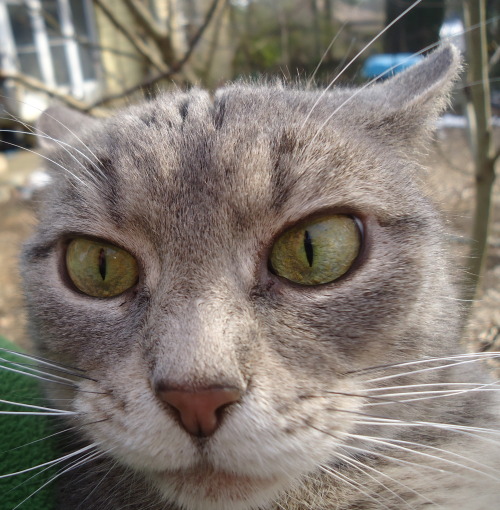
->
[66,238,139,297]
[269,215,361,285]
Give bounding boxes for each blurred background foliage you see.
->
[1,0,498,116]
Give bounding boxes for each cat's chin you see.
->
[151,465,284,510]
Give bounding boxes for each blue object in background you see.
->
[362,53,424,80]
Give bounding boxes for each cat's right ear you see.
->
[36,105,100,150]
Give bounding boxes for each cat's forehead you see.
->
[41,85,428,254]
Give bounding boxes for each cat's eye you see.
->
[65,238,139,298]
[269,215,361,285]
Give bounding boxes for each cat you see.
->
[6,43,500,509]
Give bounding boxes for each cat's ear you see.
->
[366,44,462,145]
[36,105,100,150]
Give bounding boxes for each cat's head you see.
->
[23,45,464,509]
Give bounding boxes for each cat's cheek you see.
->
[72,374,200,472]
[23,251,148,363]
[71,351,361,491]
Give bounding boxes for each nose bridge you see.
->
[150,288,250,391]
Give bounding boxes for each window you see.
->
[0,0,100,99]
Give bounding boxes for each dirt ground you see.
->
[0,127,500,361]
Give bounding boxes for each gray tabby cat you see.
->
[19,44,500,509]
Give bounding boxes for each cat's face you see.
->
[21,45,468,509]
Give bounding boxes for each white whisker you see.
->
[0,443,97,479]
[300,0,424,129]
[0,348,86,374]
[0,139,90,189]
[0,92,101,166]
[365,382,500,393]
[306,22,347,89]
[339,441,452,476]
[334,450,429,509]
[0,399,74,414]
[357,352,500,375]
[0,127,105,183]
[343,433,500,481]
[299,15,500,156]
[0,363,78,388]
[366,381,500,405]
[364,358,497,384]
[320,463,393,509]
[1,425,78,454]
[11,448,107,510]
[0,357,90,385]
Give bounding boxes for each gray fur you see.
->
[22,44,500,509]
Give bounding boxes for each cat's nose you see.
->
[155,384,242,437]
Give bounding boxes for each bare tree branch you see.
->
[124,0,168,41]
[462,0,498,303]
[93,0,168,73]
[0,71,106,114]
[490,44,500,68]
[2,0,228,113]
[180,0,226,71]
[88,0,226,109]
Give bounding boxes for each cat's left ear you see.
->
[37,104,100,150]
[366,44,462,144]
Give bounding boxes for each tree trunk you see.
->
[463,0,498,303]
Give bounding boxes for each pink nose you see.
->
[156,385,242,437]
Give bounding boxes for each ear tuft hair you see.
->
[364,44,462,147]
[36,105,100,150]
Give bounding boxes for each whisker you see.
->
[310,424,460,480]
[1,425,81,454]
[0,443,98,479]
[308,406,500,444]
[0,399,74,415]
[349,352,500,376]
[300,0,424,128]
[0,348,87,373]
[352,418,500,448]
[0,363,79,389]
[366,381,500,405]
[0,127,104,184]
[338,440,460,476]
[0,139,90,189]
[342,433,500,481]
[300,16,500,150]
[11,448,107,510]
[0,92,102,166]
[0,357,97,384]
[365,382,500,392]
[364,359,499,384]
[334,450,426,509]
[319,464,392,510]
[299,390,398,403]
[75,457,118,508]
[306,22,347,89]
[0,410,75,416]
[374,437,499,478]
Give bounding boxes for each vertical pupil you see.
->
[304,230,314,267]
[98,248,107,280]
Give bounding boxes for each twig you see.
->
[0,71,105,115]
[88,0,226,109]
[93,0,168,73]
[124,0,167,41]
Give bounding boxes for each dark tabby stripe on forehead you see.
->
[91,156,123,227]
[213,95,227,131]
[270,129,299,210]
